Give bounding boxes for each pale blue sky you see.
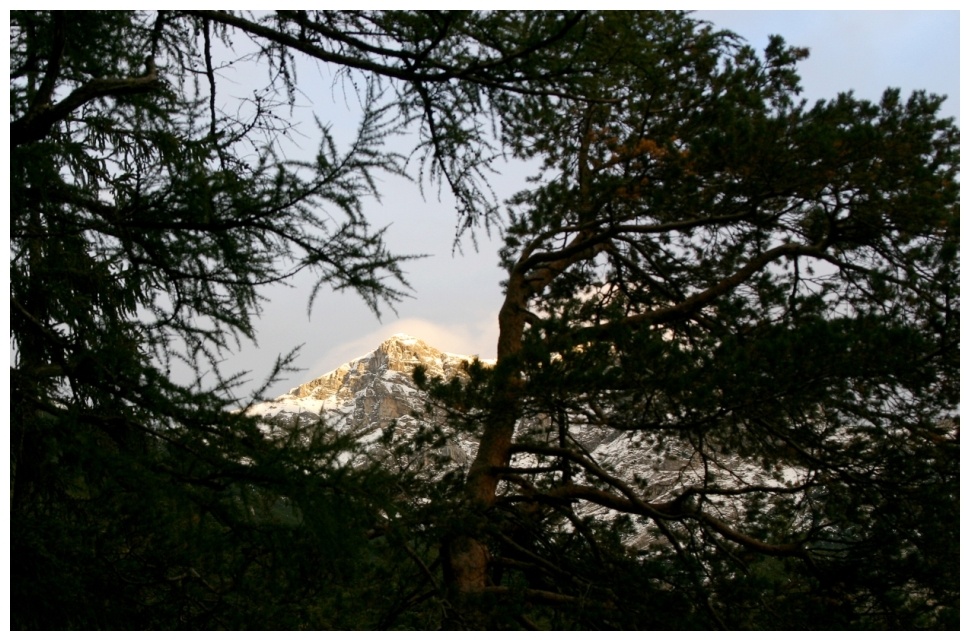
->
[219,11,960,400]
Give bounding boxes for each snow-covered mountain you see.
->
[247,333,806,545]
[250,333,469,424]
[247,333,486,466]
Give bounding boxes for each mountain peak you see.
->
[250,335,471,413]
[377,333,429,354]
[249,334,475,435]
[385,332,422,344]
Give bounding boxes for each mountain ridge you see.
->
[247,334,485,467]
[247,333,803,548]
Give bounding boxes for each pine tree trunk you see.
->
[443,279,528,627]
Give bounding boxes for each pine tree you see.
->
[422,12,959,629]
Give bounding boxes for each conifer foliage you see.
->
[9,11,959,629]
[9,10,591,629]
[426,13,959,629]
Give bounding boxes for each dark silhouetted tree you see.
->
[421,12,959,630]
[9,10,603,629]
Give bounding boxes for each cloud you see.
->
[304,315,498,383]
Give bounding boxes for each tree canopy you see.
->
[10,9,597,629]
[9,10,959,630]
[422,12,959,629]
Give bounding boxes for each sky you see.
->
[215,10,961,400]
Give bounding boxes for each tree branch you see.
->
[11,57,161,147]
[189,10,598,102]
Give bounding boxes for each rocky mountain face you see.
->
[246,333,667,478]
[247,333,485,467]
[248,334,799,545]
